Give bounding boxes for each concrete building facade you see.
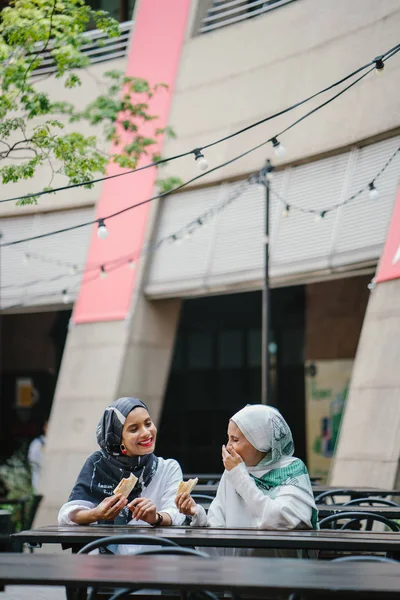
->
[0,0,400,523]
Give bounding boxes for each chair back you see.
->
[319,511,400,532]
[104,548,217,600]
[343,496,399,507]
[333,555,399,563]
[77,534,179,555]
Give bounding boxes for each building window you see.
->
[87,0,135,22]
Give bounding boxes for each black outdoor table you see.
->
[1,553,400,598]
[317,505,400,520]
[12,524,400,555]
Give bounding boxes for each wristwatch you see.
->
[152,512,164,527]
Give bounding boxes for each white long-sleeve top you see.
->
[192,459,316,530]
[58,457,185,555]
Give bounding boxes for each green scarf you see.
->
[250,458,318,529]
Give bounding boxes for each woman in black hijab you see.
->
[59,397,185,537]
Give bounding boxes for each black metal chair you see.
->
[88,546,221,600]
[343,496,399,507]
[77,534,179,555]
[319,511,400,532]
[314,489,357,504]
[69,535,180,600]
[192,494,215,510]
[332,555,399,563]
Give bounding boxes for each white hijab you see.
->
[231,404,296,473]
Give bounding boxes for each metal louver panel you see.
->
[331,137,400,268]
[145,136,400,298]
[270,152,350,278]
[1,207,94,310]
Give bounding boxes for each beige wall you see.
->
[2,1,399,218]
[163,0,400,183]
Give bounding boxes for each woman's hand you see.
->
[222,445,243,471]
[93,493,128,521]
[128,497,158,524]
[175,492,197,516]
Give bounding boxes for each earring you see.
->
[120,443,127,455]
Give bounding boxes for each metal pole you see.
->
[261,160,274,405]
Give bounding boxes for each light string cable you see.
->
[0,42,398,205]
[0,178,253,304]
[3,138,399,297]
[271,145,400,217]
[0,55,391,249]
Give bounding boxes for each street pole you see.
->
[260,160,274,405]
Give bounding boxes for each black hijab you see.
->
[68,397,158,523]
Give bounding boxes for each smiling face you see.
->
[121,407,157,457]
[226,420,266,467]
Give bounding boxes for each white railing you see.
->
[32,21,133,76]
[199,0,296,34]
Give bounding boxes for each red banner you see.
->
[73,0,191,323]
[376,186,400,283]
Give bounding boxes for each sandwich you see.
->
[113,473,138,498]
[176,477,198,496]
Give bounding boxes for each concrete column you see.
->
[330,278,400,488]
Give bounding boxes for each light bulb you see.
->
[272,137,286,158]
[283,205,290,218]
[62,289,70,304]
[69,264,78,275]
[369,182,379,200]
[128,260,135,270]
[315,210,327,222]
[100,265,107,279]
[97,219,108,239]
[367,278,376,291]
[194,149,208,171]
[266,171,274,182]
[375,57,384,74]
[23,253,30,265]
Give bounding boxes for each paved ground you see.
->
[2,586,65,600]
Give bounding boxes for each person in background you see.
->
[177,404,318,534]
[28,420,48,491]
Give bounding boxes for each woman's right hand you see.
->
[93,493,128,521]
[175,492,197,516]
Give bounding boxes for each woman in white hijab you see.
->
[176,404,317,531]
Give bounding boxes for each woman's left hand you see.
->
[222,445,243,471]
[128,497,157,524]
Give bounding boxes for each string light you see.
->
[62,289,70,304]
[2,144,400,304]
[1,42,399,208]
[374,56,384,74]
[369,181,379,200]
[97,219,108,239]
[315,210,327,222]
[128,259,135,270]
[367,277,377,291]
[194,149,208,172]
[272,137,286,158]
[23,253,30,265]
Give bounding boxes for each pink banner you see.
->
[73,0,191,323]
[376,186,400,283]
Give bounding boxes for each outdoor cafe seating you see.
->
[2,479,400,598]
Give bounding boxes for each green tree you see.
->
[0,0,178,204]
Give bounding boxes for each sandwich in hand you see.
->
[176,477,198,496]
[113,473,138,498]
